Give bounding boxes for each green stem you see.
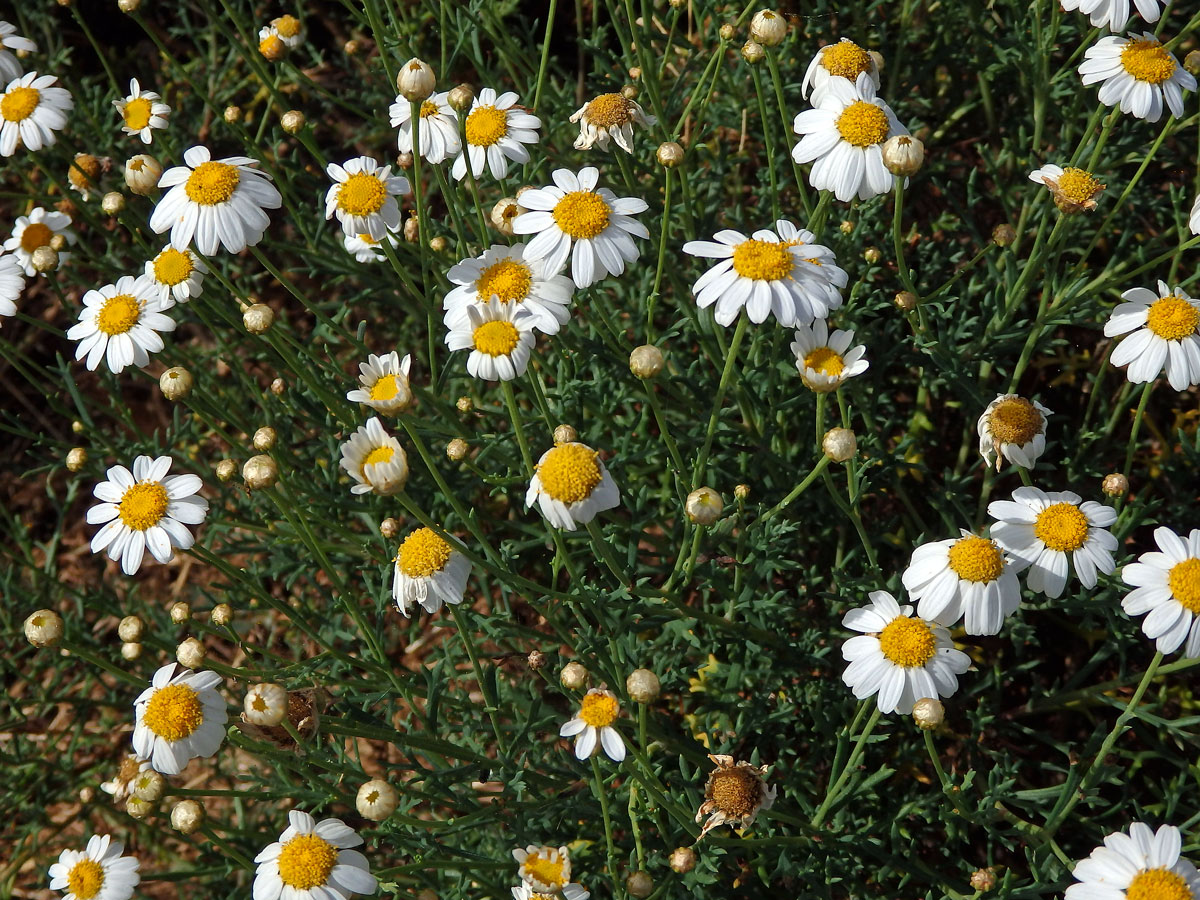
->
[811,706,882,827]
[448,604,509,756]
[692,316,749,487]
[532,0,561,110]
[590,754,619,877]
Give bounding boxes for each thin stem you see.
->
[449,604,509,756]
[811,706,882,827]
[692,316,749,487]
[532,0,561,111]
[590,754,618,877]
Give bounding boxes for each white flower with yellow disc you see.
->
[0,21,36,84]
[338,417,408,496]
[144,245,206,307]
[901,531,1026,636]
[445,297,537,382]
[113,78,171,145]
[801,37,881,102]
[445,243,574,335]
[4,206,76,275]
[977,394,1053,471]
[47,834,140,900]
[346,351,414,415]
[569,92,656,153]
[1079,32,1195,122]
[512,882,590,900]
[1065,823,1200,900]
[560,688,625,761]
[389,89,460,164]
[132,663,227,775]
[513,845,589,897]
[1104,281,1200,391]
[452,87,541,181]
[1028,164,1105,215]
[790,318,868,392]
[324,156,408,240]
[0,252,25,319]
[526,441,620,531]
[1060,0,1164,31]
[1122,526,1200,658]
[66,274,176,374]
[0,71,73,157]
[253,809,376,900]
[391,526,471,616]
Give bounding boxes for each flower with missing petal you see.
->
[346,351,414,415]
[452,87,541,181]
[569,92,656,153]
[144,245,206,307]
[512,845,588,899]
[1028,164,1105,214]
[389,89,460,164]
[66,275,175,374]
[977,393,1052,471]
[391,526,471,616]
[445,296,537,381]
[560,687,625,761]
[790,318,868,392]
[113,78,170,144]
[695,754,776,839]
[801,37,881,102]
[324,156,408,240]
[526,441,620,531]
[338,417,409,496]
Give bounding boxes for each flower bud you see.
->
[881,135,924,177]
[117,0,140,11]
[216,459,237,482]
[159,366,193,401]
[669,847,696,873]
[66,447,88,472]
[863,247,881,264]
[912,697,944,730]
[446,438,468,461]
[749,10,787,46]
[527,649,546,670]
[741,40,765,64]
[244,682,289,726]
[685,487,723,526]
[121,641,142,660]
[719,23,735,41]
[894,290,917,311]
[343,39,360,56]
[31,246,58,273]
[101,192,125,215]
[628,67,641,81]
[270,377,286,395]
[252,426,277,451]
[621,84,639,100]
[177,637,206,669]
[24,609,63,647]
[243,303,275,334]
[50,231,68,250]
[170,601,191,624]
[626,668,661,703]
[992,223,1016,247]
[560,661,589,690]
[356,779,398,820]
[553,424,578,444]
[404,215,420,242]
[72,420,85,434]
[381,517,400,539]
[171,799,203,834]
[396,151,413,170]
[1185,50,1200,77]
[839,219,854,234]
[224,105,241,124]
[1101,473,1129,497]
[280,110,306,134]
[656,141,684,168]
[869,50,885,72]
[124,154,162,195]
[491,197,522,235]
[243,454,278,490]
[397,58,436,101]
[626,871,654,899]
[822,427,857,463]
[630,344,664,378]
[132,769,165,802]
[118,615,144,642]
[125,796,153,819]
[734,483,750,500]
[447,83,475,112]
[970,868,997,892]
[429,235,448,253]
[210,603,232,626]
[456,396,473,413]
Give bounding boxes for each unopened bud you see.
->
[622,84,639,100]
[894,290,918,311]
[527,649,546,670]
[381,518,400,539]
[159,366,193,401]
[170,799,203,834]
[741,40,765,64]
[912,697,945,730]
[1185,50,1200,77]
[881,135,924,177]
[1102,473,1129,497]
[31,246,58,273]
[869,50,885,72]
[397,58,436,100]
[553,424,577,444]
[446,438,468,461]
[252,426,277,451]
[719,23,735,41]
[132,769,165,802]
[734,483,750,500]
[823,427,857,463]
[447,83,474,112]
[121,641,142,660]
[101,192,125,215]
[243,303,274,334]
[839,220,854,235]
[72,420,85,434]
[117,0,140,10]
[626,871,654,899]
[243,454,278,490]
[429,235,448,253]
[210,603,232,626]
[396,151,413,170]
[749,10,787,46]
[560,661,589,690]
[404,216,420,242]
[356,779,398,820]
[626,668,661,703]
[456,396,473,413]
[992,223,1016,247]
[280,110,305,134]
[685,487,723,526]
[124,154,162,195]
[176,637,205,669]
[216,459,237,482]
[270,377,286,395]
[50,233,67,251]
[656,141,684,168]
[343,39,360,56]
[970,868,997,893]
[491,197,521,235]
[669,847,696,873]
[24,609,63,647]
[863,247,881,264]
[66,447,88,472]
[170,601,190,624]
[118,615,144,642]
[630,344,664,378]
[224,105,241,124]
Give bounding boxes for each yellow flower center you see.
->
[579,692,619,727]
[397,527,453,577]
[1168,558,1200,614]
[337,172,388,217]
[1146,295,1200,342]
[988,397,1043,445]
[947,535,1005,583]
[1,86,39,122]
[709,766,763,818]
[419,99,438,118]
[472,320,520,356]
[1053,168,1103,206]
[731,239,793,281]
[96,293,142,336]
[1126,867,1194,900]
[273,14,301,38]
[803,346,845,377]
[878,616,937,668]
[464,104,508,146]
[277,834,338,890]
[19,222,53,253]
[185,161,240,206]
[119,481,169,530]
[1033,502,1090,553]
[369,373,399,401]
[69,154,102,191]
[66,859,105,900]
[1120,38,1176,85]
[142,683,204,741]
[820,40,872,79]
[585,92,631,127]
[476,258,533,303]
[552,191,611,240]
[153,248,194,286]
[363,445,395,468]
[537,444,602,503]
[123,97,154,131]
[521,854,566,889]
[835,100,890,148]
[259,33,285,59]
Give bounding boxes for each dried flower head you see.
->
[695,754,776,839]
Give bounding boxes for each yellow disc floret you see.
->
[1,86,39,122]
[708,766,764,817]
[142,683,204,741]
[123,97,154,131]
[1168,558,1200,614]
[820,40,872,79]
[552,191,611,240]
[153,248,195,286]
[185,161,240,205]
[66,859,105,900]
[1146,295,1200,342]
[1120,38,1176,84]
[521,852,566,890]
[465,105,508,146]
[369,374,399,401]
[947,535,1005,583]
[272,14,301,38]
[731,239,793,281]
[337,172,388,216]
[878,616,937,668]
[803,346,845,377]
[419,100,439,118]
[96,294,142,336]
[988,397,1043,446]
[397,527,453,577]
[363,445,395,469]
[1054,168,1104,206]
[277,834,338,890]
[472,320,521,356]
[579,692,619,728]
[1126,868,1193,900]
[537,444,602,503]
[835,101,890,148]
[585,93,632,127]
[1033,502,1090,553]
[19,222,53,253]
[118,481,169,530]
[476,259,533,303]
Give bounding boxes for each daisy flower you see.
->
[391,526,471,616]
[150,146,282,255]
[1060,0,1165,30]
[324,156,408,240]
[512,883,590,900]
[86,455,208,576]
[513,845,589,898]
[695,754,776,839]
[560,687,625,761]
[0,21,36,84]
[444,296,537,381]
[67,275,175,374]
[792,72,908,202]
[253,809,376,900]
[1066,823,1200,900]
[0,72,73,157]
[977,394,1053,471]
[389,89,460,164]
[1079,32,1195,122]
[988,487,1118,598]
[339,417,409,496]
[5,207,75,275]
[682,219,846,327]
[790,318,868,392]
[1122,527,1200,658]
[0,252,25,319]
[48,835,140,900]
[526,441,620,531]
[132,663,227,775]
[346,351,414,415]
[901,532,1026,636]
[444,243,575,335]
[144,245,206,307]
[801,37,881,101]
[841,590,971,714]
[1029,164,1105,215]
[113,78,170,145]
[267,14,304,48]
[1104,281,1200,390]
[512,166,649,288]
[343,228,399,263]
[569,92,656,153]
[452,87,541,181]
